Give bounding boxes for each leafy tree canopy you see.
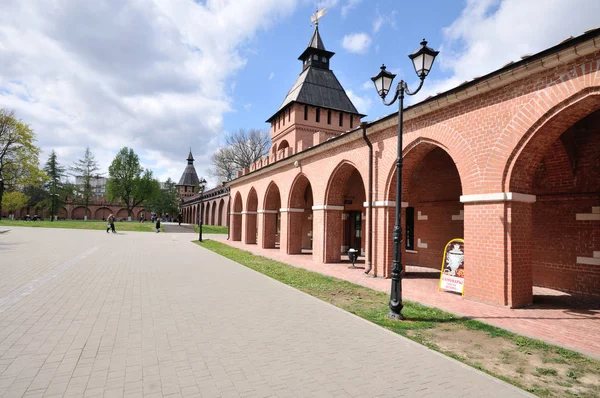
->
[107,147,160,217]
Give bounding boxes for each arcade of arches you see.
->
[225,31,600,308]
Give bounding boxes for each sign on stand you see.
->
[438,238,465,295]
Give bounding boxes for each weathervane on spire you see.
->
[310,6,327,27]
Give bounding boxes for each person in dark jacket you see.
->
[155,217,161,233]
[106,214,116,233]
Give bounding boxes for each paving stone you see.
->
[0,228,531,397]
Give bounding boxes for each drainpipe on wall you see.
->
[361,122,374,275]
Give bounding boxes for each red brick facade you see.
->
[184,31,600,308]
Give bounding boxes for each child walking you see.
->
[155,217,161,233]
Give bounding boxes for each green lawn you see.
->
[193,224,228,234]
[0,219,158,232]
[196,239,600,398]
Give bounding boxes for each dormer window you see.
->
[313,54,319,60]
[322,56,327,62]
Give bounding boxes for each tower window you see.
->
[339,112,343,127]
[282,112,285,126]
[322,56,327,62]
[349,115,353,129]
[316,108,320,123]
[304,105,308,120]
[288,108,290,122]
[327,110,331,124]
[313,54,319,60]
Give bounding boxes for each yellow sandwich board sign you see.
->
[438,238,465,295]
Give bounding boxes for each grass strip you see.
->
[196,239,600,397]
[0,219,157,232]
[193,224,228,234]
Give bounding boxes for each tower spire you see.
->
[187,148,194,164]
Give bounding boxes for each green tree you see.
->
[1,191,29,218]
[70,146,100,220]
[0,109,41,216]
[147,178,180,217]
[106,147,160,218]
[43,150,66,221]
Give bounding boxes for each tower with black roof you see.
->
[176,149,200,199]
[266,25,365,156]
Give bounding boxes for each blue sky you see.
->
[1,0,599,187]
[225,0,463,132]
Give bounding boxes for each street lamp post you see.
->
[198,178,207,242]
[371,39,439,320]
[50,193,59,222]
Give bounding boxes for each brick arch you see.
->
[72,206,87,220]
[286,173,314,255]
[263,181,281,211]
[244,188,258,244]
[505,88,600,193]
[211,202,216,225]
[246,188,258,212]
[261,182,281,249]
[278,140,289,152]
[288,173,313,208]
[204,201,211,224]
[116,209,128,219]
[324,160,366,206]
[95,207,111,220]
[233,192,243,212]
[385,121,477,196]
[218,198,225,226]
[231,192,243,241]
[385,138,461,201]
[483,63,600,192]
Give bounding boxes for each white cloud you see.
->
[268,72,275,80]
[361,81,373,91]
[411,0,600,103]
[346,90,372,115]
[0,0,298,186]
[244,103,253,110]
[372,7,396,33]
[341,0,361,18]
[342,33,372,54]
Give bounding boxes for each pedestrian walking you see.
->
[155,217,161,233]
[178,213,183,226]
[106,214,116,234]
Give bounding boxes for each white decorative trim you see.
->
[363,201,409,208]
[417,238,428,249]
[257,210,278,214]
[279,208,304,213]
[342,213,348,221]
[417,211,428,221]
[230,212,242,215]
[595,251,600,259]
[241,211,257,215]
[405,250,419,254]
[460,192,537,203]
[312,205,344,211]
[452,210,464,221]
[576,207,600,221]
[577,256,600,266]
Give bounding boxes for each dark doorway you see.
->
[345,211,362,253]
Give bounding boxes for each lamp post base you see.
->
[348,265,357,269]
[386,311,406,321]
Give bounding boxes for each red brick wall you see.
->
[223,49,600,306]
[531,125,600,294]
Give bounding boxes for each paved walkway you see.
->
[220,239,600,360]
[0,227,528,397]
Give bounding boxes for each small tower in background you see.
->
[176,149,200,199]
